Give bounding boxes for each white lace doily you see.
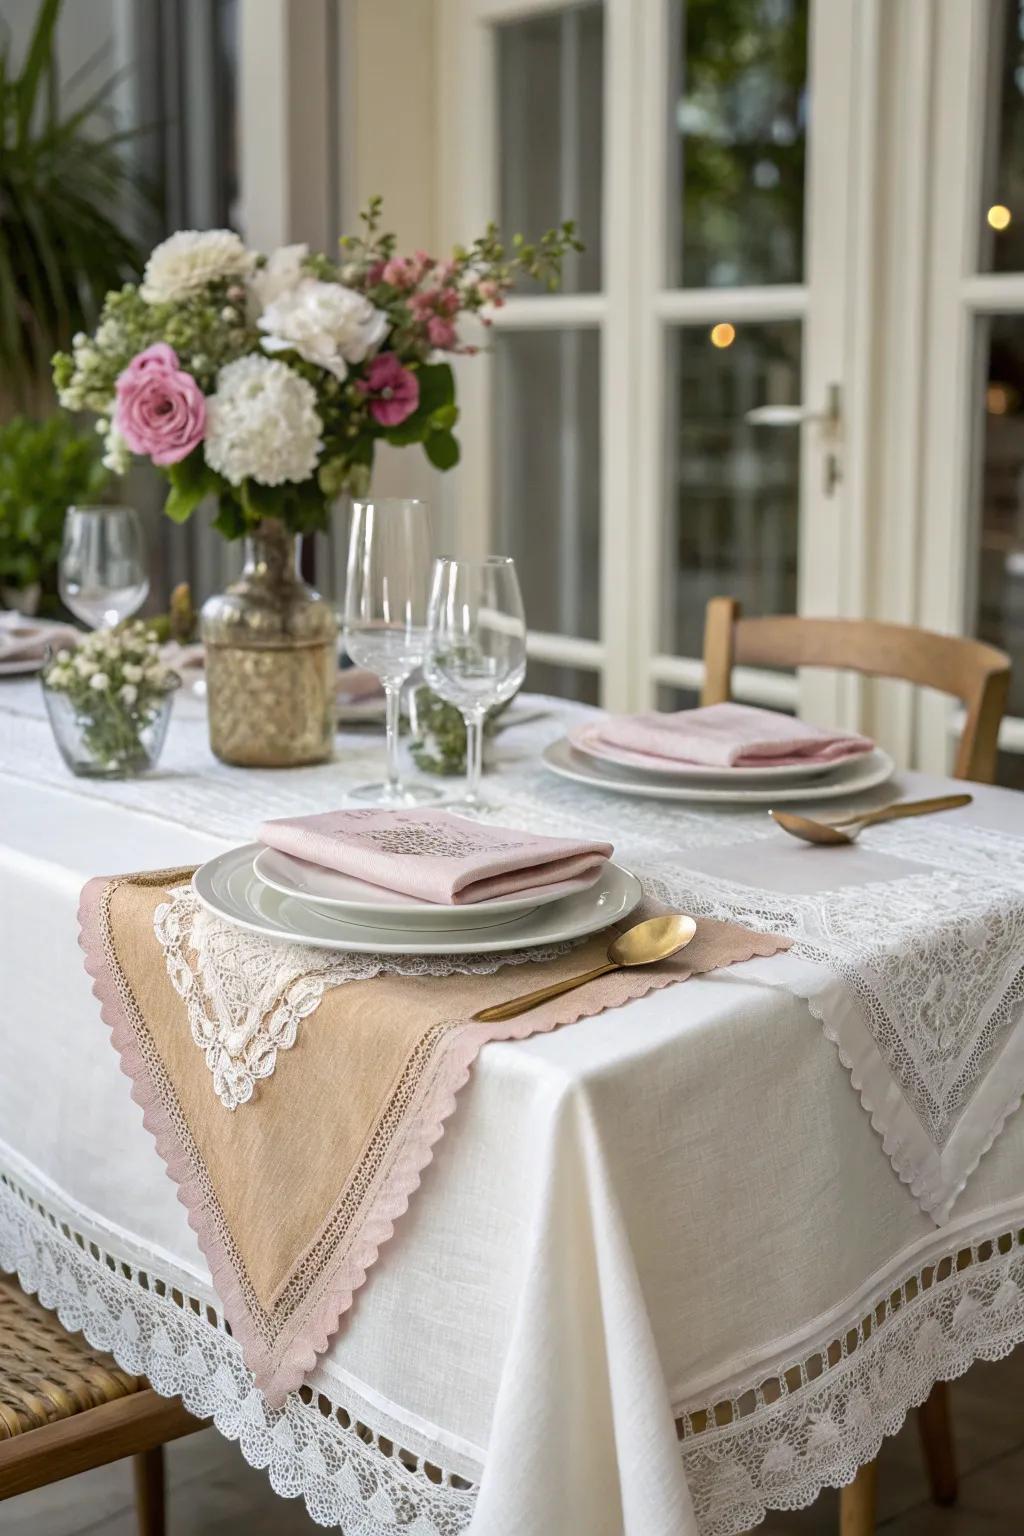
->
[155,884,573,1110]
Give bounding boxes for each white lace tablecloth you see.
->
[3,679,1024,1536]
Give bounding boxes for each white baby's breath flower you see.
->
[74,654,96,678]
[56,649,71,664]
[90,672,110,691]
[123,663,143,683]
[119,683,138,705]
[102,423,132,476]
[251,243,309,310]
[203,355,323,486]
[140,229,256,304]
[258,278,388,381]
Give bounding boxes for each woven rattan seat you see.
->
[0,1275,202,1532]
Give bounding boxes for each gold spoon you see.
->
[472,913,697,1024]
[770,792,972,847]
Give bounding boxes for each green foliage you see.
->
[1,0,150,404]
[410,687,513,776]
[0,413,110,597]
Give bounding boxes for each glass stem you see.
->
[464,708,486,804]
[384,683,403,793]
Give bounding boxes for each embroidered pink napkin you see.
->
[593,701,874,770]
[0,612,80,664]
[258,808,613,905]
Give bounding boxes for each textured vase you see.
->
[201,519,337,767]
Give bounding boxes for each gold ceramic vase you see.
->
[201,519,337,767]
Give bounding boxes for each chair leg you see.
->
[916,1380,957,1505]
[132,1444,166,1536]
[839,1457,877,1536]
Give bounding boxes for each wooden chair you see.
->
[704,600,1011,1534]
[702,597,1011,784]
[0,1275,202,1534]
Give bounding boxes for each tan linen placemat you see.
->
[79,868,790,1405]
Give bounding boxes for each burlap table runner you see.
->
[79,867,790,1405]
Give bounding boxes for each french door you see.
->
[438,0,870,720]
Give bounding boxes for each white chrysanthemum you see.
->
[251,243,309,311]
[258,278,388,381]
[203,356,323,487]
[141,229,256,304]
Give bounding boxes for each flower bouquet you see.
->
[53,200,579,766]
[42,624,179,778]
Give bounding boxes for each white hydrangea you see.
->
[203,356,323,487]
[251,243,309,311]
[140,229,256,304]
[258,278,388,381]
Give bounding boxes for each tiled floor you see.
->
[7,1349,1024,1534]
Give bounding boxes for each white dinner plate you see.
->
[0,657,44,677]
[568,723,848,783]
[542,738,895,805]
[194,844,642,954]
[253,844,604,931]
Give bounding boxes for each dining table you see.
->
[2,675,1024,1536]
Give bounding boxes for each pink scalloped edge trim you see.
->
[79,874,790,1407]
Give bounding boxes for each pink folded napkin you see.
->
[337,667,384,703]
[0,612,80,664]
[596,701,874,770]
[258,808,613,905]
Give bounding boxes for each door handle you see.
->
[745,382,841,434]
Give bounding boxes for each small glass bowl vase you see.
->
[42,674,180,779]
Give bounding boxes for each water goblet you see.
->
[423,556,527,809]
[343,498,442,805]
[58,506,149,630]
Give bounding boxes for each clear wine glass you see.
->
[343,498,442,805]
[424,556,527,808]
[59,507,149,630]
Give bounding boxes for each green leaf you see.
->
[430,402,458,431]
[164,451,220,524]
[415,362,455,416]
[424,430,460,472]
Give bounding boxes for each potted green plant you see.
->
[0,414,110,614]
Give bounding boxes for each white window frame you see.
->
[437,0,876,719]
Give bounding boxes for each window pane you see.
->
[497,4,603,293]
[527,659,600,705]
[661,320,801,657]
[671,0,808,288]
[494,328,601,640]
[976,315,1024,725]
[980,0,1024,272]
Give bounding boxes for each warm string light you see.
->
[710,322,735,349]
[987,204,1012,231]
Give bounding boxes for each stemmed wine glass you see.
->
[59,507,149,630]
[344,498,442,805]
[424,556,527,808]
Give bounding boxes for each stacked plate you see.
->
[543,722,895,806]
[193,842,643,956]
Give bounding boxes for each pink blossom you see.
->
[426,315,458,350]
[382,257,415,290]
[122,342,180,377]
[115,349,206,466]
[359,352,420,426]
[478,279,504,305]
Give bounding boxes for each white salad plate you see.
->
[543,738,895,805]
[194,844,642,955]
[253,844,603,931]
[567,723,846,783]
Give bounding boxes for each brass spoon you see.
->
[770,792,972,847]
[472,913,697,1024]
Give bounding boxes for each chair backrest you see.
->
[701,597,1012,784]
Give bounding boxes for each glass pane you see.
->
[657,685,701,711]
[497,3,604,293]
[494,328,601,640]
[980,0,1024,272]
[671,0,809,288]
[976,314,1024,726]
[527,659,600,705]
[661,320,802,657]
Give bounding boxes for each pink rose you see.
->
[359,353,420,427]
[426,315,457,350]
[115,348,206,466]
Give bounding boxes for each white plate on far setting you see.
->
[543,738,895,806]
[194,844,642,955]
[567,723,847,783]
[252,845,605,932]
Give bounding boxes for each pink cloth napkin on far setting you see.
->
[595,701,874,769]
[258,808,613,905]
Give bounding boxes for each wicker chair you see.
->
[0,1276,202,1535]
